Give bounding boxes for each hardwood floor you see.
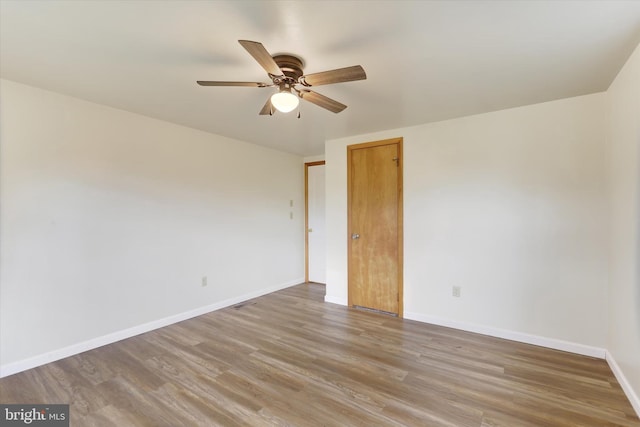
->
[1,283,638,426]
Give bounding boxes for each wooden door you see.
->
[348,138,403,316]
[305,161,326,283]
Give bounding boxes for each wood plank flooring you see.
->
[1,283,638,426]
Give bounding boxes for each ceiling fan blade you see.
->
[259,97,273,115]
[299,90,347,113]
[197,81,270,87]
[299,65,366,87]
[196,80,273,87]
[238,40,283,77]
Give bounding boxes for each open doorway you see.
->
[305,161,326,283]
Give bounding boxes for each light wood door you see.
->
[348,138,403,316]
[306,162,326,283]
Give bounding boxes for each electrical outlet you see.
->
[202,276,208,287]
[452,286,461,297]
[290,212,293,219]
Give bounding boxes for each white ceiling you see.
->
[2,1,639,156]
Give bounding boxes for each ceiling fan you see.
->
[197,40,367,116]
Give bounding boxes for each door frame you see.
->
[305,160,326,283]
[347,137,403,316]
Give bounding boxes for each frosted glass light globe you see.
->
[271,91,299,113]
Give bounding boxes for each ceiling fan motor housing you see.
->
[272,54,304,82]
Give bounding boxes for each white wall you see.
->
[0,79,304,371]
[606,43,640,409]
[303,155,325,163]
[326,93,609,350]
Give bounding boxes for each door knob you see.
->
[351,233,360,240]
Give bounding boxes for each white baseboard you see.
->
[403,311,607,359]
[0,278,303,378]
[606,351,640,418]
[324,295,347,305]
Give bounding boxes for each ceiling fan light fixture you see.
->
[271,86,299,113]
[197,40,366,115]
